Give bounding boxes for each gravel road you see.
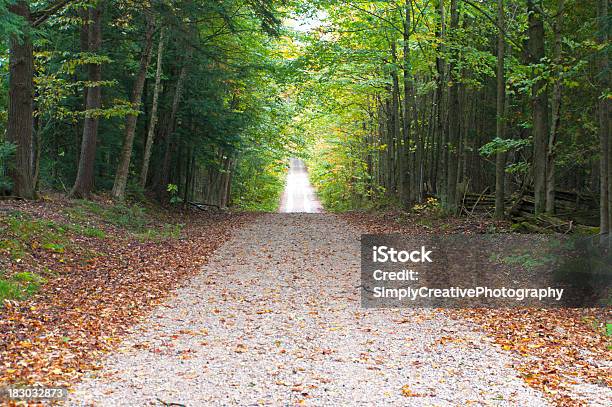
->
[278,159,322,213]
[70,214,548,406]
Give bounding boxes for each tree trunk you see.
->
[445,0,460,214]
[157,63,187,197]
[527,0,549,215]
[410,78,420,202]
[71,2,103,199]
[111,16,156,200]
[390,42,402,203]
[494,0,506,219]
[7,1,36,199]
[399,0,412,207]
[384,94,393,196]
[434,0,446,197]
[219,155,232,208]
[598,0,610,235]
[545,0,564,214]
[140,27,165,188]
[183,148,194,204]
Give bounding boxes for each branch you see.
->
[188,201,222,210]
[462,0,523,51]
[348,4,404,35]
[31,0,74,27]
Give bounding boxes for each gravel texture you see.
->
[70,214,548,406]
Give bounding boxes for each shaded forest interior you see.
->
[0,0,610,230]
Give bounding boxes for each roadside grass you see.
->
[0,211,69,302]
[66,200,148,231]
[0,211,70,261]
[0,270,46,302]
[65,199,183,240]
[134,223,184,242]
[0,199,185,304]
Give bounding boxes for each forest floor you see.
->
[0,196,255,399]
[0,199,610,406]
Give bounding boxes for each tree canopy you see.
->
[0,0,610,227]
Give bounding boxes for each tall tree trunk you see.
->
[79,7,89,112]
[428,88,438,194]
[140,27,165,188]
[7,1,36,199]
[546,0,564,214]
[410,78,420,202]
[71,2,104,198]
[111,15,156,200]
[445,0,460,214]
[384,94,394,196]
[527,0,549,215]
[157,64,188,197]
[399,0,412,207]
[494,0,506,219]
[390,42,402,202]
[377,98,386,189]
[183,148,193,204]
[435,0,446,197]
[219,155,232,208]
[598,0,610,235]
[225,158,236,207]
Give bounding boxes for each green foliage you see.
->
[479,137,531,157]
[499,253,551,270]
[307,131,376,212]
[0,0,24,39]
[412,197,443,218]
[0,0,609,215]
[0,0,293,207]
[490,251,556,271]
[0,270,45,302]
[67,200,147,231]
[232,152,286,212]
[65,199,181,241]
[73,225,106,238]
[0,212,68,260]
[41,242,65,253]
[135,223,183,242]
[505,162,530,175]
[167,184,183,205]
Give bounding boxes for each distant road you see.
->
[279,158,323,213]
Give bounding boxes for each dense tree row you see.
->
[295,0,609,227]
[1,0,293,209]
[1,0,610,225]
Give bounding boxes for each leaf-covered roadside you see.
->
[0,197,256,389]
[451,309,611,406]
[341,210,611,407]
